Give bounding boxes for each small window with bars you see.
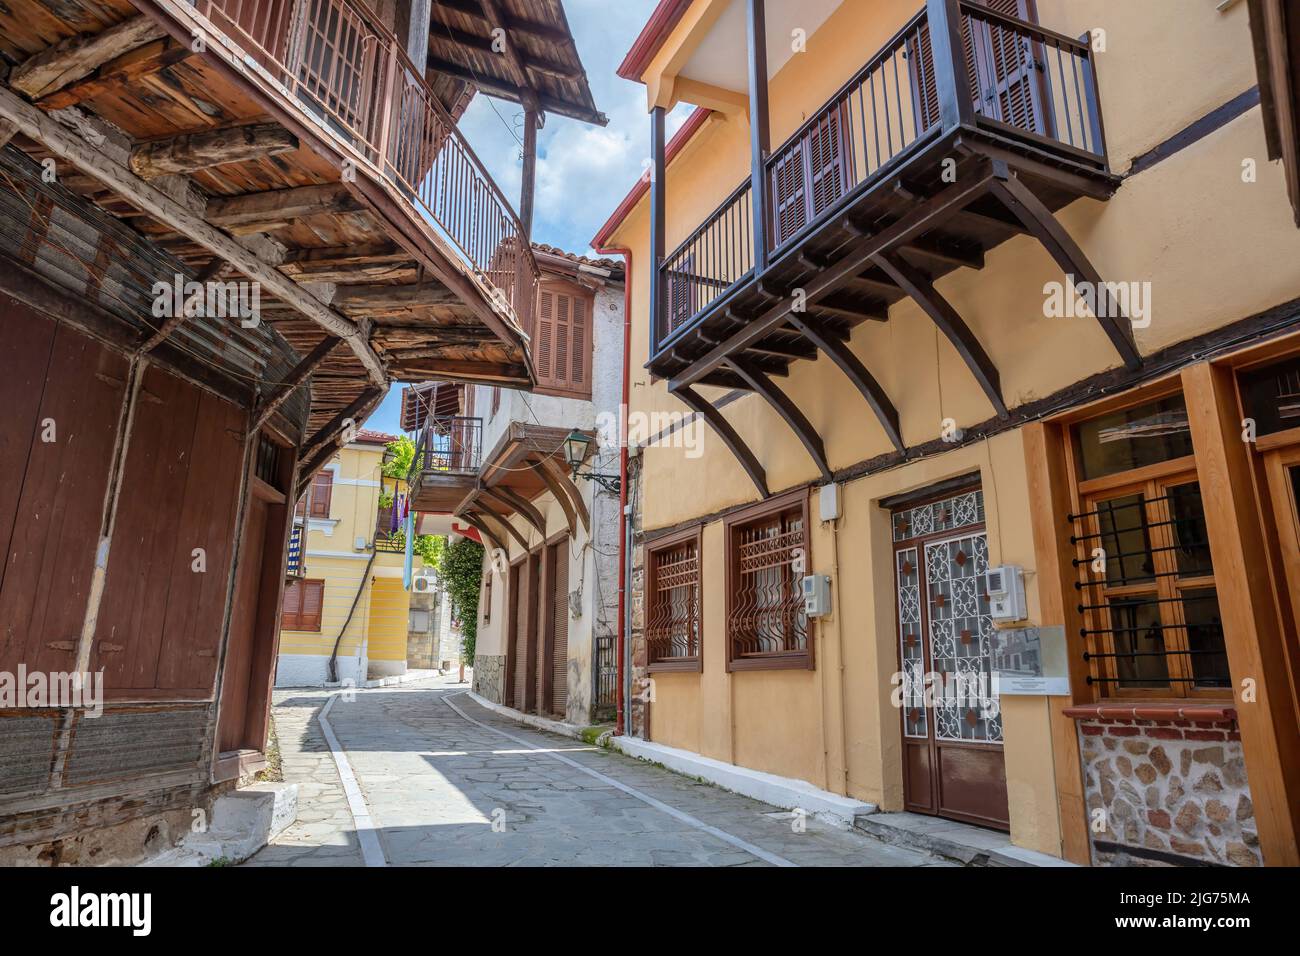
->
[725,491,812,671]
[646,528,702,672]
[1069,393,1229,698]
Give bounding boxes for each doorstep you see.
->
[143,782,298,867]
[852,811,1075,867]
[363,668,440,689]
[609,735,876,828]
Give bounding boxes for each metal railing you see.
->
[191,0,537,327]
[593,634,617,719]
[654,0,1107,354]
[409,415,483,479]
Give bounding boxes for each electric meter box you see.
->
[802,574,831,617]
[985,564,1027,622]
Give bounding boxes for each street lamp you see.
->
[562,429,620,495]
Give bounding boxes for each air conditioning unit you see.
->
[412,574,435,594]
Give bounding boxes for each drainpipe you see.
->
[594,244,632,736]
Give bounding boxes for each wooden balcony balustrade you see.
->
[407,415,483,513]
[650,0,1140,498]
[192,0,538,328]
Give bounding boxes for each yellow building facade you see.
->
[599,0,1300,866]
[276,431,425,686]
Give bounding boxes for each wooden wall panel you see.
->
[0,308,126,677]
[92,365,247,697]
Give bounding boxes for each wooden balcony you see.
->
[408,415,483,514]
[650,0,1141,496]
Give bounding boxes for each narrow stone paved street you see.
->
[244,675,948,867]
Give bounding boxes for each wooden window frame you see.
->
[282,578,324,633]
[304,468,333,519]
[646,525,704,673]
[724,488,814,672]
[1066,402,1231,700]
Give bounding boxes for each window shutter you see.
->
[309,470,332,518]
[554,291,571,390]
[537,289,554,382]
[770,148,808,246]
[301,580,324,632]
[807,107,849,219]
[533,281,593,397]
[282,580,302,629]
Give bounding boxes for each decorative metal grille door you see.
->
[893,487,1009,830]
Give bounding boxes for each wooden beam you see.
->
[989,167,1142,369]
[473,499,532,551]
[11,16,164,100]
[726,355,831,480]
[1182,361,1300,866]
[535,455,590,533]
[301,388,384,464]
[873,249,1007,417]
[649,105,666,354]
[482,485,547,537]
[520,108,538,239]
[295,390,386,496]
[253,337,341,433]
[38,38,191,110]
[432,0,571,44]
[332,282,459,311]
[430,23,579,79]
[746,0,771,273]
[137,259,228,354]
[129,123,297,179]
[0,85,387,385]
[674,163,998,387]
[1022,420,1093,865]
[459,511,508,555]
[529,460,580,537]
[205,183,363,234]
[671,383,769,498]
[0,119,17,149]
[789,314,905,453]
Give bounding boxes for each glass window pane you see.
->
[1239,355,1300,438]
[1075,394,1194,480]
[1108,598,1169,689]
[1182,588,1230,689]
[1168,483,1214,577]
[1094,494,1154,586]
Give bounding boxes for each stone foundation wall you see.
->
[1079,715,1260,866]
[473,655,505,703]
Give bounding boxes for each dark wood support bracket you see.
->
[725,355,831,481]
[483,484,547,537]
[472,500,532,552]
[671,383,769,498]
[789,314,905,453]
[989,164,1142,370]
[460,511,508,555]
[535,456,590,534]
[873,250,1008,417]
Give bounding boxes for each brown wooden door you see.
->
[218,495,268,754]
[893,486,1009,830]
[549,542,569,719]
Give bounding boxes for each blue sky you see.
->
[366,0,688,435]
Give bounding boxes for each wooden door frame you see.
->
[538,530,570,717]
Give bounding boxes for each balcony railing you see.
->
[655,0,1106,353]
[410,415,483,479]
[191,0,537,326]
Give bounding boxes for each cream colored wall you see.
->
[610,0,1291,856]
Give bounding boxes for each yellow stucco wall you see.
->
[608,0,1298,857]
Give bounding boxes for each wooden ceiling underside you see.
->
[0,0,532,452]
[427,0,606,125]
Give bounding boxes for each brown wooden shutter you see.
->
[309,470,332,518]
[534,281,593,398]
[513,561,529,710]
[551,544,569,718]
[807,107,849,218]
[300,580,324,632]
[770,148,808,246]
[282,580,302,629]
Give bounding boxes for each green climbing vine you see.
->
[437,535,484,662]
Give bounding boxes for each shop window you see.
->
[1070,395,1229,698]
[725,491,811,671]
[646,528,702,671]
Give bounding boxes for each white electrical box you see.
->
[985,565,1027,622]
[802,574,831,617]
[819,482,841,522]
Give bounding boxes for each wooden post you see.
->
[404,0,432,68]
[520,108,539,240]
[1181,361,1300,865]
[745,0,771,273]
[649,105,666,351]
[925,0,975,133]
[1022,420,1092,865]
